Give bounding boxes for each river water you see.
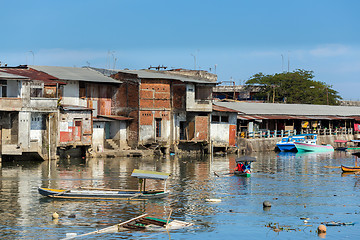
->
[0,151,359,239]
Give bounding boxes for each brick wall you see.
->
[195,116,209,141]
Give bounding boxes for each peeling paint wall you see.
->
[59,110,92,146]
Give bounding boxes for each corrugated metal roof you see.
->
[1,68,65,85]
[90,67,215,84]
[61,105,93,111]
[29,66,122,84]
[213,104,239,113]
[98,115,133,121]
[0,71,28,80]
[215,101,360,117]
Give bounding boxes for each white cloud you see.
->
[309,44,350,57]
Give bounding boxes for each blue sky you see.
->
[1,0,360,100]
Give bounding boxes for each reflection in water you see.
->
[0,152,360,239]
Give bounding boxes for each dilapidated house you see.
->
[95,68,217,154]
[30,66,124,156]
[0,67,64,160]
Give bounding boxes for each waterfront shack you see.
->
[0,66,64,161]
[214,101,360,152]
[29,66,124,157]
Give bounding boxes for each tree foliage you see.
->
[244,69,342,105]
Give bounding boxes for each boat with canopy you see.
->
[38,169,170,200]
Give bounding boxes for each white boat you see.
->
[294,142,334,152]
[276,134,317,152]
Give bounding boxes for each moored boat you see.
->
[294,142,334,152]
[38,169,170,200]
[341,165,360,172]
[276,134,317,152]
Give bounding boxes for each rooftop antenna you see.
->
[191,53,196,70]
[287,51,290,72]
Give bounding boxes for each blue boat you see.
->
[276,134,317,152]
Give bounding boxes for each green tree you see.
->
[244,69,342,105]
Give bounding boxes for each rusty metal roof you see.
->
[213,104,239,113]
[0,68,65,85]
[0,71,29,79]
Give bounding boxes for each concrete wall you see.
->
[186,83,212,112]
[210,112,237,146]
[61,80,86,107]
[119,121,127,146]
[93,122,105,151]
[18,112,30,149]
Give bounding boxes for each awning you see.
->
[237,114,357,121]
[131,169,170,180]
[98,115,133,121]
[334,140,348,143]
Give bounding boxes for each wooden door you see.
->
[229,125,236,146]
[74,120,82,142]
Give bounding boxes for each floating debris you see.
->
[205,199,221,202]
[52,212,59,219]
[322,221,355,226]
[265,222,297,232]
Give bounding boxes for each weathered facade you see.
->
[210,105,238,151]
[104,68,217,153]
[29,66,123,156]
[0,67,63,160]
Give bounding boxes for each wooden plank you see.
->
[79,187,141,192]
[49,195,147,201]
[63,214,148,239]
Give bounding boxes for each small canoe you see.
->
[234,170,251,177]
[341,165,360,172]
[62,213,193,239]
[39,169,170,200]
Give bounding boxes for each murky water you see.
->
[0,151,360,239]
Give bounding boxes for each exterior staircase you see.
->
[104,139,119,150]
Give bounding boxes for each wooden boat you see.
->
[62,213,193,239]
[341,152,360,173]
[335,139,360,151]
[233,156,256,177]
[234,170,251,177]
[341,165,360,172]
[38,169,170,200]
[294,142,334,152]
